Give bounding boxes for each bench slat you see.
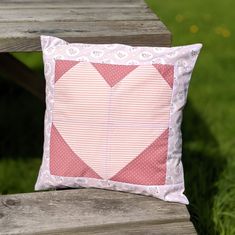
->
[0,20,171,52]
[0,0,144,3]
[36,222,197,235]
[0,222,197,235]
[0,20,166,37]
[0,189,196,235]
[0,0,145,9]
[0,0,171,52]
[0,8,158,22]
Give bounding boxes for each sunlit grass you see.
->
[146,0,235,234]
[0,158,41,194]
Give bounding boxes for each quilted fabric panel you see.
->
[51,61,172,185]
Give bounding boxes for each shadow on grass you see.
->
[182,100,226,235]
[0,77,45,158]
[0,76,44,194]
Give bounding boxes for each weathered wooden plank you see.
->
[0,21,166,37]
[0,34,171,52]
[0,8,157,22]
[0,21,171,52]
[0,0,143,3]
[0,0,145,9]
[0,189,196,235]
[73,222,197,235]
[0,4,144,9]
[1,222,197,235]
[0,0,171,52]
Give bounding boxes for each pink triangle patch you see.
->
[55,60,79,83]
[153,64,174,88]
[50,123,101,179]
[92,63,138,87]
[110,129,169,185]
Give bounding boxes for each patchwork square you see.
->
[35,35,202,204]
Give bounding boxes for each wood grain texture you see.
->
[0,188,196,235]
[0,0,146,9]
[0,8,157,22]
[0,21,171,52]
[29,222,197,235]
[0,0,147,9]
[0,0,144,3]
[0,0,171,52]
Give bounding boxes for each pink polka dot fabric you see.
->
[35,35,202,204]
[110,129,169,185]
[50,123,101,179]
[92,63,138,87]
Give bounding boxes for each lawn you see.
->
[146,0,235,234]
[0,0,234,234]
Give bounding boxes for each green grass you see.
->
[0,1,234,234]
[146,0,235,234]
[0,158,41,194]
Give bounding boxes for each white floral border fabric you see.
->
[35,35,202,204]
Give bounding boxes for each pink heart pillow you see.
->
[35,35,202,204]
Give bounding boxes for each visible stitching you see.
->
[104,88,113,180]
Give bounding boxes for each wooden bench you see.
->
[0,189,197,235]
[0,0,171,101]
[0,0,196,234]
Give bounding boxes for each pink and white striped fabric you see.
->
[35,36,202,204]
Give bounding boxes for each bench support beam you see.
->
[0,53,45,101]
